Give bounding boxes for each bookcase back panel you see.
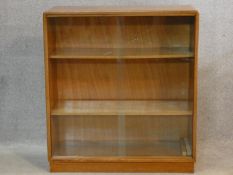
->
[52,115,192,157]
[52,115,190,141]
[49,16,194,50]
[53,60,193,100]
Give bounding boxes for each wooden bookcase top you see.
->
[44,6,198,16]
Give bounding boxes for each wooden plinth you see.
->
[50,161,194,173]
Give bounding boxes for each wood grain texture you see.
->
[52,155,193,163]
[51,16,194,51]
[43,6,198,172]
[52,140,191,157]
[50,47,193,59]
[43,14,52,161]
[51,115,192,157]
[51,100,192,116]
[51,115,191,141]
[50,161,194,172]
[44,6,198,17]
[53,60,192,100]
[192,12,199,161]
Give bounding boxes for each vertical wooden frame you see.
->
[192,12,199,161]
[43,14,52,161]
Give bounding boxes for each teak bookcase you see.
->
[43,6,199,173]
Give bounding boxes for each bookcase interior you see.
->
[47,15,194,159]
[52,115,192,157]
[47,16,194,59]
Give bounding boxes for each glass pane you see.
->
[49,16,194,159]
[48,16,194,59]
[52,115,192,157]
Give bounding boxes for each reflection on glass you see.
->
[49,16,194,158]
[52,116,192,157]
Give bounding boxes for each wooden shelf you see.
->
[53,139,192,158]
[50,47,193,60]
[51,100,192,116]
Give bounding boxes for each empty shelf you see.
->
[51,100,192,116]
[50,47,194,59]
[52,139,192,158]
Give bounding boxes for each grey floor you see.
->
[0,140,232,175]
